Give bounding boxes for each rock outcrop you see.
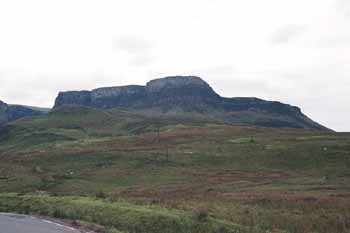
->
[53,76,329,130]
[54,76,220,111]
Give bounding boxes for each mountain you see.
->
[0,100,47,125]
[53,76,328,130]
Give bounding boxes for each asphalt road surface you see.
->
[0,213,81,233]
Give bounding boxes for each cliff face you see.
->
[54,76,220,112]
[145,76,212,93]
[53,76,328,130]
[0,101,46,124]
[92,85,146,109]
[55,91,92,108]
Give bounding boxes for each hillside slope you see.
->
[0,104,223,146]
[0,121,349,233]
[54,76,328,130]
[0,100,46,125]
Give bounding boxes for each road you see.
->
[0,213,82,233]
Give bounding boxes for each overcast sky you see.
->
[0,0,349,131]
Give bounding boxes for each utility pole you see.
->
[156,125,160,143]
[165,144,169,162]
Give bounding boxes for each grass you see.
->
[0,193,241,233]
[0,106,350,232]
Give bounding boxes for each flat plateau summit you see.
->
[53,76,328,130]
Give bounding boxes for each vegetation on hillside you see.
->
[0,193,241,233]
[0,106,349,233]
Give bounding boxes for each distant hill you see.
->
[0,100,47,124]
[54,76,329,130]
[9,104,51,113]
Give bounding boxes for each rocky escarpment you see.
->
[0,100,46,125]
[54,76,220,112]
[55,91,92,109]
[53,76,329,130]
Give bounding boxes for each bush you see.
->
[95,190,108,199]
[194,208,209,222]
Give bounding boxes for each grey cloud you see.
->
[317,36,350,48]
[215,78,275,98]
[114,35,156,67]
[114,36,154,54]
[190,66,235,76]
[128,54,156,67]
[336,0,350,17]
[0,70,126,107]
[269,24,308,44]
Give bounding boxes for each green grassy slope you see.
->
[0,105,222,145]
[0,106,349,233]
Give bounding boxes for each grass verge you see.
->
[0,193,242,233]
